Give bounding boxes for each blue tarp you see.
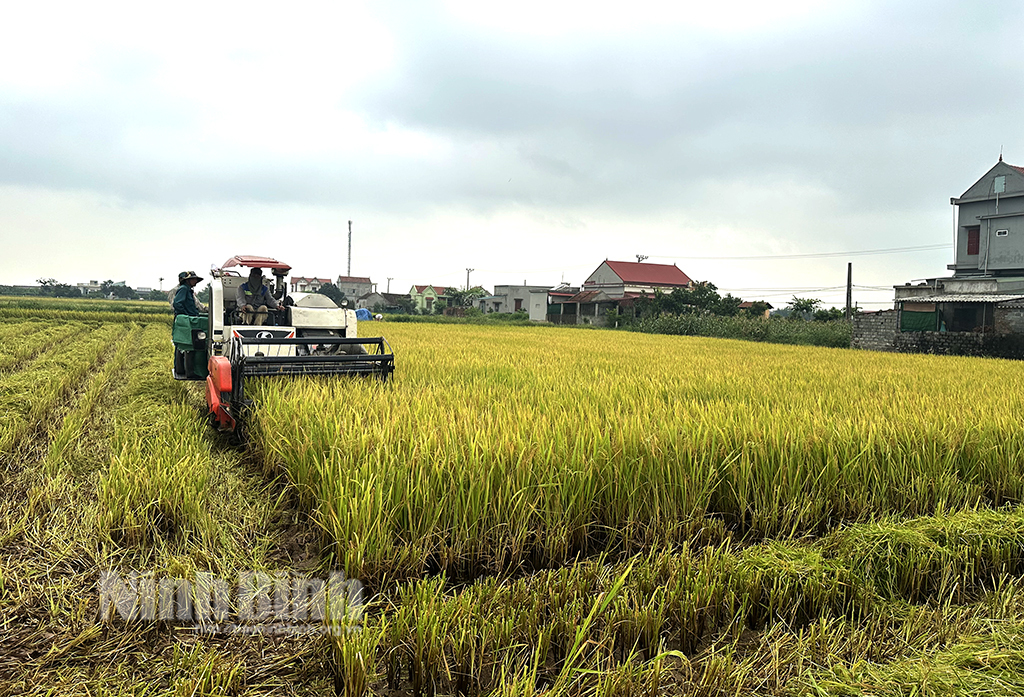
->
[355,308,372,320]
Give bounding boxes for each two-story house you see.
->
[336,275,374,300]
[290,276,333,293]
[895,158,1024,333]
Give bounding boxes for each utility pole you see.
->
[347,220,352,277]
[387,277,393,293]
[845,262,853,321]
[636,255,648,263]
[466,268,474,291]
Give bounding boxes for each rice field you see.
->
[5,310,1024,695]
[250,324,1024,582]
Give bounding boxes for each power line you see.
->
[649,243,951,261]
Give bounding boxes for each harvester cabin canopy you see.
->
[220,255,292,275]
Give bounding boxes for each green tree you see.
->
[813,307,844,322]
[37,279,82,297]
[109,285,138,299]
[396,296,416,314]
[196,284,212,305]
[315,283,346,307]
[787,297,821,320]
[743,301,771,319]
[715,293,743,317]
[52,283,82,298]
[634,283,745,318]
[447,286,488,308]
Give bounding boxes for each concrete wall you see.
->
[336,279,373,299]
[584,262,619,287]
[957,200,1024,272]
[493,285,552,319]
[892,332,986,356]
[996,306,1024,334]
[954,162,1024,273]
[357,292,385,310]
[889,331,1024,358]
[851,310,898,351]
[853,307,1024,359]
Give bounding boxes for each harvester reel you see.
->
[296,329,342,356]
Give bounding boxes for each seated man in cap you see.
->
[235,267,281,325]
[172,271,206,316]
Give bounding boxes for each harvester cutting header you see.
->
[172,255,394,436]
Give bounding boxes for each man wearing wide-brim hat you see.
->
[172,270,206,316]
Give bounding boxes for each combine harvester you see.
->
[172,255,394,438]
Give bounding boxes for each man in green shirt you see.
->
[172,271,205,316]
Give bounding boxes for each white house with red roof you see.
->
[289,276,333,293]
[582,260,693,297]
[548,260,695,325]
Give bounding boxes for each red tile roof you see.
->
[337,276,372,284]
[603,260,691,286]
[739,301,774,309]
[413,285,454,295]
[1011,164,1024,177]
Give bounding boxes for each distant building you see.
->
[477,284,556,321]
[77,280,101,293]
[357,291,411,312]
[290,276,333,293]
[894,158,1024,334]
[582,260,693,296]
[336,275,374,300]
[409,285,455,313]
[854,158,1024,357]
[739,301,773,319]
[548,260,694,325]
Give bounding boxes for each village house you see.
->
[357,291,411,312]
[409,285,455,313]
[476,284,566,321]
[336,275,374,300]
[548,260,693,325]
[855,158,1024,357]
[290,276,332,293]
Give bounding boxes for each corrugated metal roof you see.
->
[602,260,692,286]
[900,294,1024,303]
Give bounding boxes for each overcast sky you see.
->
[2,0,1021,308]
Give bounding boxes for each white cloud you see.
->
[0,0,1020,310]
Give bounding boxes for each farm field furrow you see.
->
[3,320,336,695]
[0,323,123,458]
[0,321,86,374]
